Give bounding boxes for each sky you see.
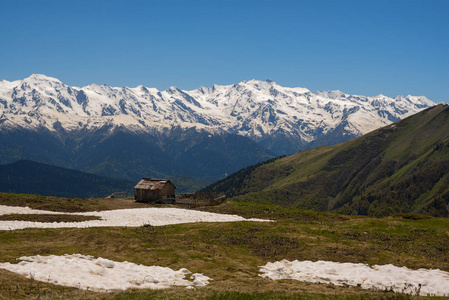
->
[0,0,448,102]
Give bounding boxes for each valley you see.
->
[0,77,447,298]
[2,1,447,298]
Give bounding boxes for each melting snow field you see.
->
[0,254,211,292]
[4,205,448,296]
[0,205,271,292]
[0,205,270,230]
[259,260,449,296]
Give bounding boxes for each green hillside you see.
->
[0,160,136,198]
[202,104,449,217]
[0,160,210,197]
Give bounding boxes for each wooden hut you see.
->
[134,178,176,203]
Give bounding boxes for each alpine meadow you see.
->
[1,0,449,299]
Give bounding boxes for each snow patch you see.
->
[0,254,211,292]
[259,260,449,296]
[0,205,271,230]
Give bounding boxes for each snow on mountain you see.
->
[0,74,436,153]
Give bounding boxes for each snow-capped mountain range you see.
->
[0,74,436,185]
[0,74,435,154]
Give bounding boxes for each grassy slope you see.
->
[203,104,449,217]
[0,195,448,299]
[0,160,137,198]
[169,176,211,193]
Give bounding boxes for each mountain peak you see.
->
[317,90,345,99]
[166,86,180,94]
[244,79,278,90]
[24,74,62,83]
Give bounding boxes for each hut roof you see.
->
[134,178,176,190]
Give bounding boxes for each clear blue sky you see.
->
[1,0,448,102]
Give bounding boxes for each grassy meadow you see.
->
[0,193,448,299]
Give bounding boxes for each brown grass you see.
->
[0,193,149,212]
[0,214,101,222]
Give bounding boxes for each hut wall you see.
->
[135,189,160,202]
[161,184,175,197]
